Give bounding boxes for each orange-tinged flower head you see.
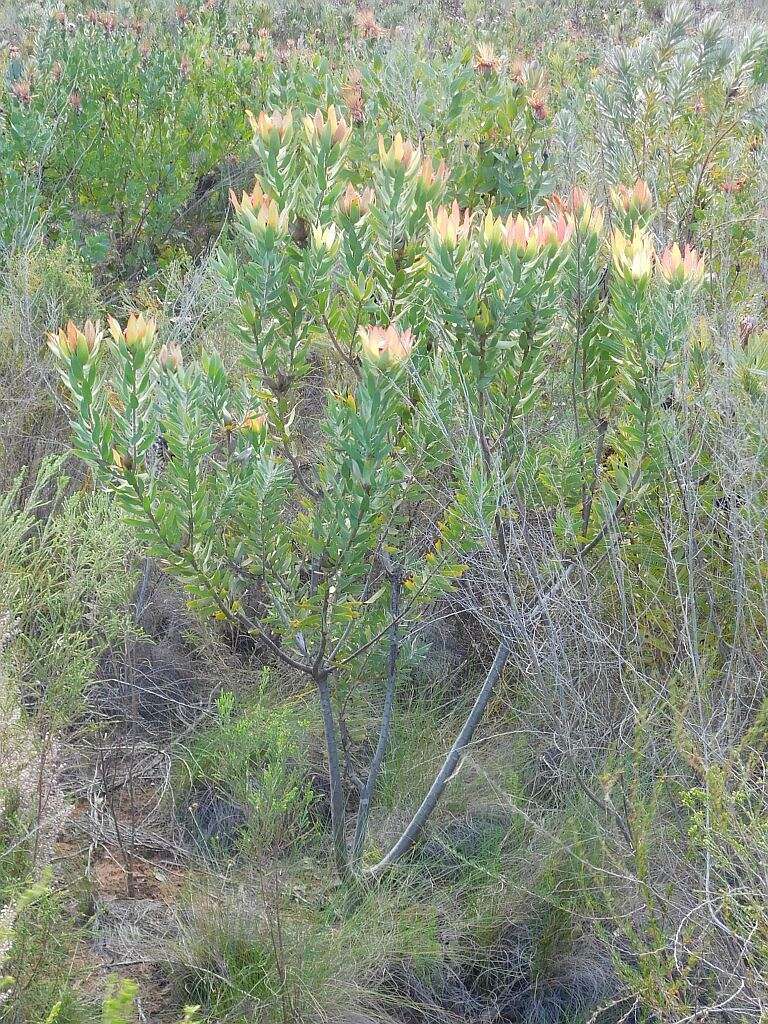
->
[612,227,654,283]
[229,182,285,234]
[611,178,653,215]
[229,179,269,214]
[341,67,365,123]
[473,44,501,75]
[527,90,549,121]
[548,186,604,235]
[429,201,473,249]
[108,312,157,350]
[501,213,534,253]
[47,320,102,361]
[339,183,374,220]
[658,242,705,287]
[358,324,414,366]
[158,341,183,371]
[378,133,420,174]
[418,155,449,191]
[247,107,293,144]
[10,80,32,105]
[303,105,350,147]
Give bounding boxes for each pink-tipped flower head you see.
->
[429,201,474,249]
[658,242,705,288]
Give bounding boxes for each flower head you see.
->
[358,324,414,366]
[547,186,604,235]
[108,312,157,351]
[303,105,350,147]
[312,223,338,252]
[353,7,385,40]
[612,227,654,284]
[10,80,32,105]
[532,212,574,249]
[158,341,183,371]
[417,156,449,194]
[499,212,572,255]
[658,242,705,287]
[526,89,549,120]
[339,183,374,220]
[241,410,268,433]
[428,201,473,249]
[47,320,102,361]
[229,182,285,235]
[611,179,653,216]
[378,133,420,174]
[341,68,365,123]
[247,107,293,145]
[473,44,501,75]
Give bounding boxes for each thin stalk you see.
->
[366,642,510,879]
[352,570,402,863]
[316,671,350,880]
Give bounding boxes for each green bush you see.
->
[182,672,314,854]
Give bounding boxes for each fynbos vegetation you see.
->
[1,0,767,1022]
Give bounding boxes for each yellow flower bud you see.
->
[311,223,338,251]
[303,105,350,147]
[247,107,293,145]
